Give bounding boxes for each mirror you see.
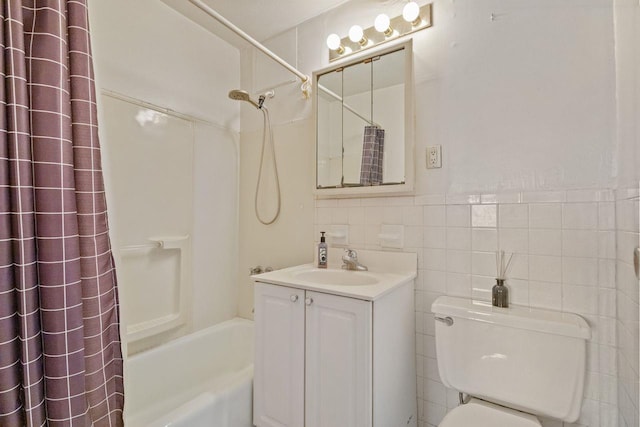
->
[314,41,413,197]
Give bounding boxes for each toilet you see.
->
[432,296,591,426]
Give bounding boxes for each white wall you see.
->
[238,0,624,425]
[89,0,241,354]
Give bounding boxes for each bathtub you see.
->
[125,318,254,426]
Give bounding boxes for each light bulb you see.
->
[326,33,343,53]
[374,14,393,36]
[402,1,421,25]
[348,25,367,46]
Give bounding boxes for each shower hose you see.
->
[254,106,281,225]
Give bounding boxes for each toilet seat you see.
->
[439,398,542,427]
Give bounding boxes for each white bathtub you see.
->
[125,318,254,426]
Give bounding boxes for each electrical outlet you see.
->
[426,145,442,169]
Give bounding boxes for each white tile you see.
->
[479,193,497,204]
[562,203,598,230]
[598,259,615,288]
[425,402,447,426]
[446,250,471,274]
[566,189,603,202]
[446,205,470,227]
[349,225,365,245]
[423,340,438,367]
[562,257,598,286]
[337,198,362,207]
[360,197,384,207]
[471,275,494,302]
[598,288,616,318]
[364,206,383,225]
[598,345,617,376]
[446,272,471,297]
[415,194,445,205]
[529,229,561,256]
[499,204,529,228]
[598,231,616,259]
[446,194,480,205]
[471,205,497,228]
[529,203,562,229]
[382,206,403,224]
[315,199,338,208]
[471,228,498,252]
[316,207,332,225]
[424,379,447,406]
[495,193,523,204]
[446,227,471,250]
[529,281,562,311]
[348,207,365,225]
[562,284,598,315]
[599,374,618,404]
[405,226,424,248]
[472,251,497,277]
[383,196,414,206]
[597,316,616,346]
[562,230,598,258]
[508,253,529,280]
[529,255,562,283]
[498,228,528,253]
[522,190,566,203]
[424,205,446,227]
[331,207,349,224]
[507,278,529,306]
[424,248,446,271]
[423,227,446,249]
[598,202,615,230]
[403,206,424,226]
[424,269,446,293]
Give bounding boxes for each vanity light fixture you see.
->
[326,33,345,54]
[326,3,432,62]
[374,14,393,36]
[402,1,422,26]
[348,25,368,46]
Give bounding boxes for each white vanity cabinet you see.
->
[252,251,417,427]
[254,283,373,427]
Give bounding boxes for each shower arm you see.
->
[188,0,311,99]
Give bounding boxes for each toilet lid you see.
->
[439,398,542,427]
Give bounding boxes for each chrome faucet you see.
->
[341,249,368,271]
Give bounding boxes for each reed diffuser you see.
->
[493,250,513,308]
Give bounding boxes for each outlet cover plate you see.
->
[427,145,442,169]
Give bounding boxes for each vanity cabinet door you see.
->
[305,291,372,427]
[254,283,305,427]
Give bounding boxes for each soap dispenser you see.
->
[318,232,328,269]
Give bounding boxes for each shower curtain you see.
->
[0,2,124,426]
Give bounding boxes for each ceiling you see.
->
[161,0,351,46]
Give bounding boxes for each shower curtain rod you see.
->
[318,84,381,127]
[188,0,311,98]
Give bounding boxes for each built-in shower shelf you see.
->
[126,313,185,342]
[120,235,191,343]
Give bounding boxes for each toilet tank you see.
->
[432,297,591,423]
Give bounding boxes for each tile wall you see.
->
[315,189,621,427]
[615,188,640,427]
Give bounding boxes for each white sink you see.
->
[251,250,418,301]
[291,269,379,286]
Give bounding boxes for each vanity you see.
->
[251,250,417,427]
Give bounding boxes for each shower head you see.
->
[228,89,260,109]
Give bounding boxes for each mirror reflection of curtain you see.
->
[360,126,385,185]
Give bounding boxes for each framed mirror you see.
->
[314,40,414,197]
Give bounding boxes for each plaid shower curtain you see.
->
[0,1,124,426]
